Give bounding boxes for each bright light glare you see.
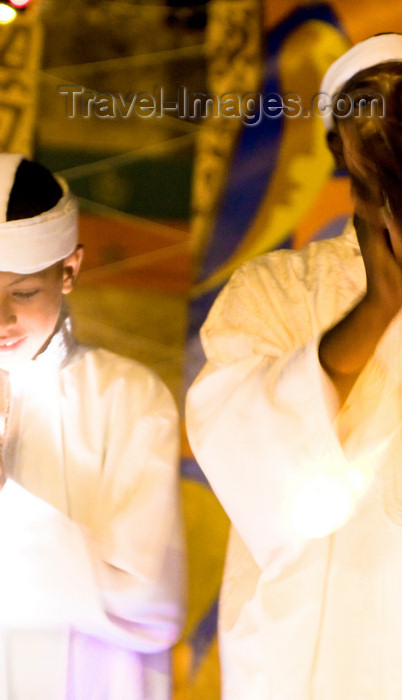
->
[291,475,353,538]
[0,4,17,22]
[10,0,31,6]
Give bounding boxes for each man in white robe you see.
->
[0,153,185,699]
[186,34,402,699]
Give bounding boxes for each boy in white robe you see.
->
[0,153,185,699]
[186,34,402,699]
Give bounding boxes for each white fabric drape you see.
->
[187,223,402,699]
[0,320,185,699]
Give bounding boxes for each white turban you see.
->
[0,153,78,273]
[320,33,402,130]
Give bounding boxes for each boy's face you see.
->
[0,248,82,371]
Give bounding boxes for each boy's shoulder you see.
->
[63,345,176,416]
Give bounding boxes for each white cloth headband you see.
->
[320,33,402,130]
[0,156,78,273]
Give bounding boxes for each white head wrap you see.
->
[320,33,402,130]
[0,153,78,273]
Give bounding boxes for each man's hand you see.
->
[319,211,402,406]
[357,211,402,313]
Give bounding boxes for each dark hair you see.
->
[6,159,63,222]
[327,61,402,216]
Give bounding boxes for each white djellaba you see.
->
[0,153,185,700]
[186,34,402,700]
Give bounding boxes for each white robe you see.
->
[0,316,185,700]
[186,222,402,699]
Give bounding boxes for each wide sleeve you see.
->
[186,234,385,572]
[1,358,185,656]
[83,362,186,653]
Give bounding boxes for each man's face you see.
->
[0,249,82,371]
[339,119,402,263]
[338,120,384,225]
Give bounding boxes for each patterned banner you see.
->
[0,8,42,156]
